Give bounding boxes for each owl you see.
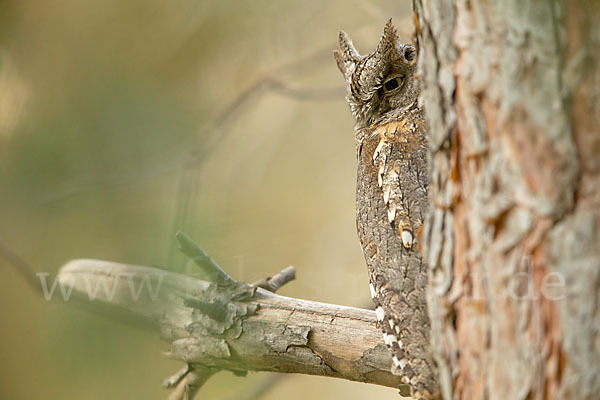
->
[334,20,438,399]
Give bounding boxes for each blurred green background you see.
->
[0,1,413,399]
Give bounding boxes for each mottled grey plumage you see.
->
[335,20,438,399]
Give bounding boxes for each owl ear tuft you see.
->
[375,19,399,56]
[334,31,360,75]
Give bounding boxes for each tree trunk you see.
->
[414,0,600,399]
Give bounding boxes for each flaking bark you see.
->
[415,0,600,398]
[56,259,410,396]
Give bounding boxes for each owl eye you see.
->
[382,76,404,92]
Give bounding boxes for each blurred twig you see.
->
[165,365,217,400]
[0,237,40,292]
[270,82,345,101]
[41,44,343,205]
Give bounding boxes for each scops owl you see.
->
[334,20,438,399]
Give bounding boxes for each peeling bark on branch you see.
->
[56,259,409,396]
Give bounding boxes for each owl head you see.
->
[334,20,418,130]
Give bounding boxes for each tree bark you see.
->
[414,0,600,399]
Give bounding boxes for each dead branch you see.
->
[55,257,408,398]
